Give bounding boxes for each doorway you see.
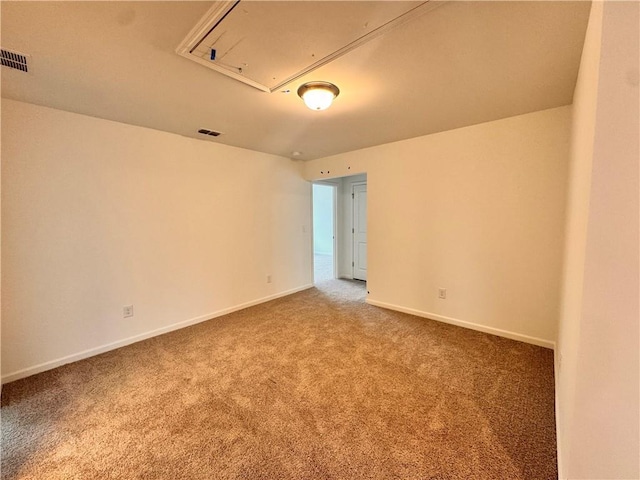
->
[311,174,367,284]
[312,183,336,283]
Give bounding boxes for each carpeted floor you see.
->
[1,280,557,479]
[314,253,334,282]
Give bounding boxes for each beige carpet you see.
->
[1,279,557,479]
[314,253,334,282]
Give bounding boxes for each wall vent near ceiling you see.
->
[198,128,222,137]
[1,49,29,73]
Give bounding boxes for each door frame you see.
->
[351,181,367,280]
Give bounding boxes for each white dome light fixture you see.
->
[297,81,340,111]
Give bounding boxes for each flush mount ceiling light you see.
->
[297,81,340,111]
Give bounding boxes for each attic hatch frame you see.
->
[175,0,445,93]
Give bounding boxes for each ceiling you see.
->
[177,1,436,92]
[1,1,591,161]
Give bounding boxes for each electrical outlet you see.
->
[267,275,272,283]
[123,305,134,318]
[438,288,447,299]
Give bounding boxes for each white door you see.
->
[352,183,367,281]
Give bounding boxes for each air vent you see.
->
[1,49,29,73]
[198,128,222,137]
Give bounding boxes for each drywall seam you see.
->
[1,284,313,384]
[366,299,555,349]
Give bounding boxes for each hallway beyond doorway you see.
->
[314,253,334,283]
[313,183,336,283]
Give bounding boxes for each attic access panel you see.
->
[177,1,435,93]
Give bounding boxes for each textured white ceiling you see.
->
[0,1,591,160]
[180,1,427,92]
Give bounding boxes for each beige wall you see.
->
[0,98,3,393]
[556,0,603,475]
[557,1,640,478]
[304,106,571,347]
[1,100,312,382]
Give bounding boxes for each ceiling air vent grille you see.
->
[1,49,29,73]
[198,128,222,137]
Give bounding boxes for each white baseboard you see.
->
[1,284,313,384]
[365,299,555,349]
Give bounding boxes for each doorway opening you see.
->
[311,174,367,285]
[312,183,337,283]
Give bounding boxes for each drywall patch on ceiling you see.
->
[176,0,443,93]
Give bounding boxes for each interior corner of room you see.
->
[1,1,638,479]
